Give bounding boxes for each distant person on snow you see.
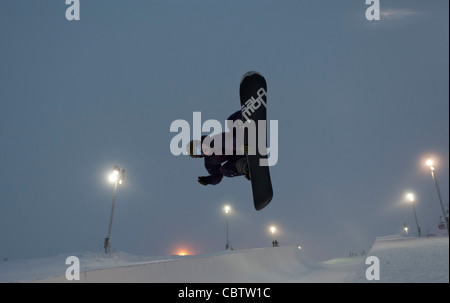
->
[186,110,250,186]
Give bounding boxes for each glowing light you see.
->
[270,226,276,234]
[426,159,435,171]
[109,174,118,183]
[176,249,191,256]
[108,166,124,184]
[224,205,230,214]
[406,193,414,202]
[174,246,192,256]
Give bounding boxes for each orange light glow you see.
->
[174,246,191,256]
[171,242,197,256]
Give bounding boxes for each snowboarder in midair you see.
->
[187,110,250,186]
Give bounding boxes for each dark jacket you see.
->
[203,111,246,185]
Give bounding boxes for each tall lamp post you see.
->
[104,165,125,254]
[270,226,278,247]
[403,222,409,236]
[407,193,421,237]
[224,205,232,250]
[426,159,449,234]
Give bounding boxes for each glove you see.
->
[198,176,209,186]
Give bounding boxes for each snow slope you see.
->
[0,235,447,283]
[354,235,449,283]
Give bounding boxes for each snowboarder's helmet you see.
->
[186,140,203,158]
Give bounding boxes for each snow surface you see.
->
[0,235,447,283]
[354,235,449,283]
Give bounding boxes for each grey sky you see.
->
[0,0,448,261]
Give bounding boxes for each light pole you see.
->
[270,226,277,247]
[426,159,449,234]
[224,205,232,250]
[403,222,409,236]
[407,193,421,237]
[104,165,125,254]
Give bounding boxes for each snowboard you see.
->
[239,71,273,211]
